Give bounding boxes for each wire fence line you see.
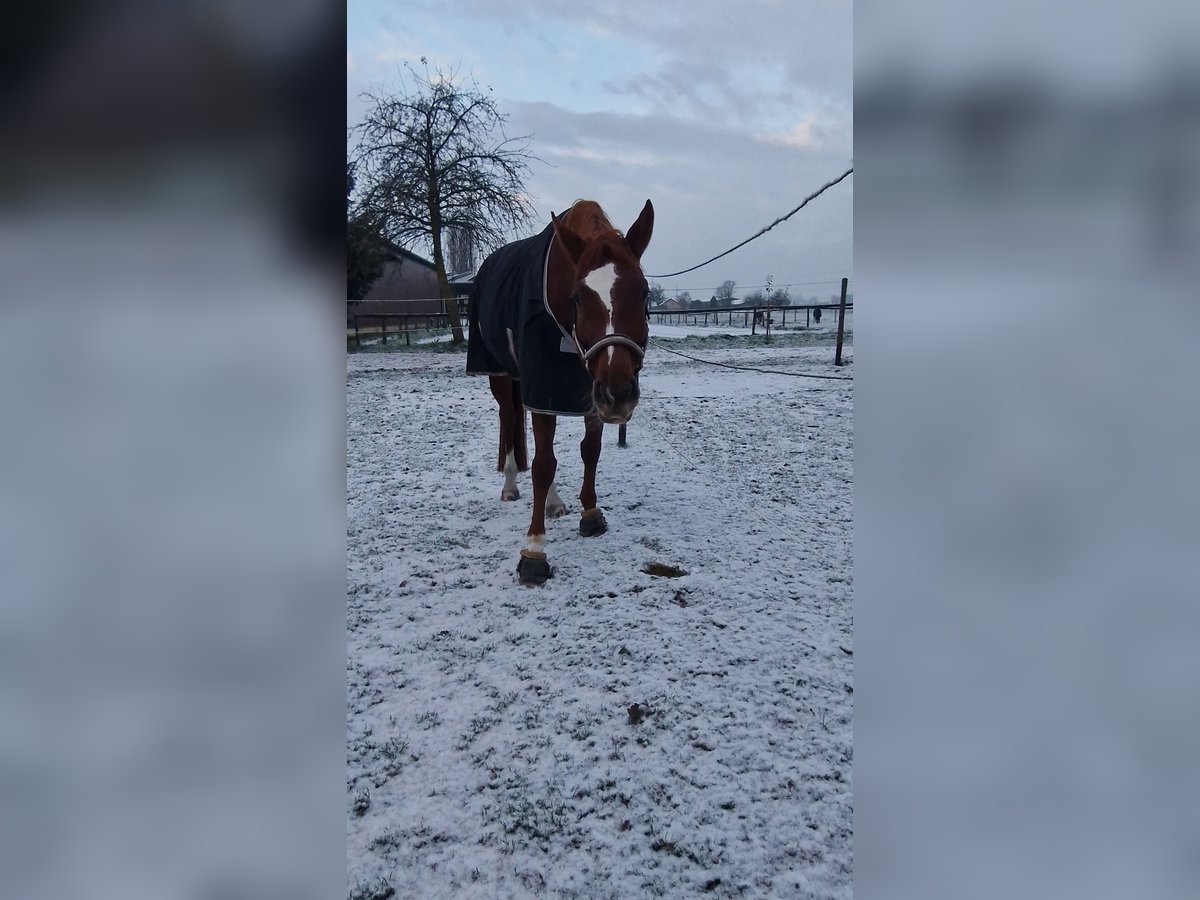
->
[646,167,854,279]
[648,339,853,382]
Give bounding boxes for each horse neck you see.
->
[545,235,577,331]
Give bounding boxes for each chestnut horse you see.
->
[466,199,654,585]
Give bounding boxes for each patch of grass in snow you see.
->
[457,713,500,750]
[643,562,688,578]
[414,710,441,729]
[351,785,370,817]
[491,690,520,713]
[381,735,409,760]
[347,876,394,900]
[501,784,569,844]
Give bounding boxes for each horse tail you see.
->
[512,380,528,472]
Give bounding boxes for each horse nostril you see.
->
[610,383,635,406]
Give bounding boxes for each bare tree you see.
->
[350,60,537,343]
[447,226,476,278]
[715,279,737,304]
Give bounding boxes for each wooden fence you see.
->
[648,302,851,331]
[348,297,469,348]
[348,296,854,348]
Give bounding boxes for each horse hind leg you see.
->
[502,451,520,501]
[490,376,525,501]
[510,379,528,472]
[545,482,568,519]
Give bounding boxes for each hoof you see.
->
[501,488,520,501]
[579,507,608,537]
[546,500,568,519]
[516,549,552,586]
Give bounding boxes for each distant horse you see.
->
[467,199,654,585]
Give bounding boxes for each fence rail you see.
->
[348,299,854,346]
[348,297,469,348]
[649,302,852,331]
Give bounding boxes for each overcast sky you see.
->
[347,0,852,301]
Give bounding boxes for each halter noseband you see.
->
[567,287,647,363]
[581,334,646,362]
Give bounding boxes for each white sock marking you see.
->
[503,450,518,494]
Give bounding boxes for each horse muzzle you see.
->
[594,380,639,425]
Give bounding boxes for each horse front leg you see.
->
[578,413,608,536]
[517,413,557,586]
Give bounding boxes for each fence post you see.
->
[381,317,387,346]
[835,278,848,366]
[806,307,810,328]
[354,317,360,348]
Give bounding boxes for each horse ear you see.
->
[625,199,654,260]
[551,214,586,266]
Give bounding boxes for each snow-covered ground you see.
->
[347,335,853,898]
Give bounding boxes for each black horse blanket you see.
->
[466,222,594,416]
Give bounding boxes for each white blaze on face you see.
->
[585,264,618,364]
[584,264,617,335]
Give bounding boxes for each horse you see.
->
[466,199,654,586]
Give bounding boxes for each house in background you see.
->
[448,269,475,297]
[358,241,443,315]
[348,238,478,334]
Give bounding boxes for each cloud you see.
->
[347,1,853,291]
[542,144,662,167]
[758,116,821,149]
[508,101,853,290]
[387,0,851,124]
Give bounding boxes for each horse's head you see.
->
[551,199,654,425]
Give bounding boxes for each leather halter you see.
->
[581,333,646,362]
[568,286,648,363]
